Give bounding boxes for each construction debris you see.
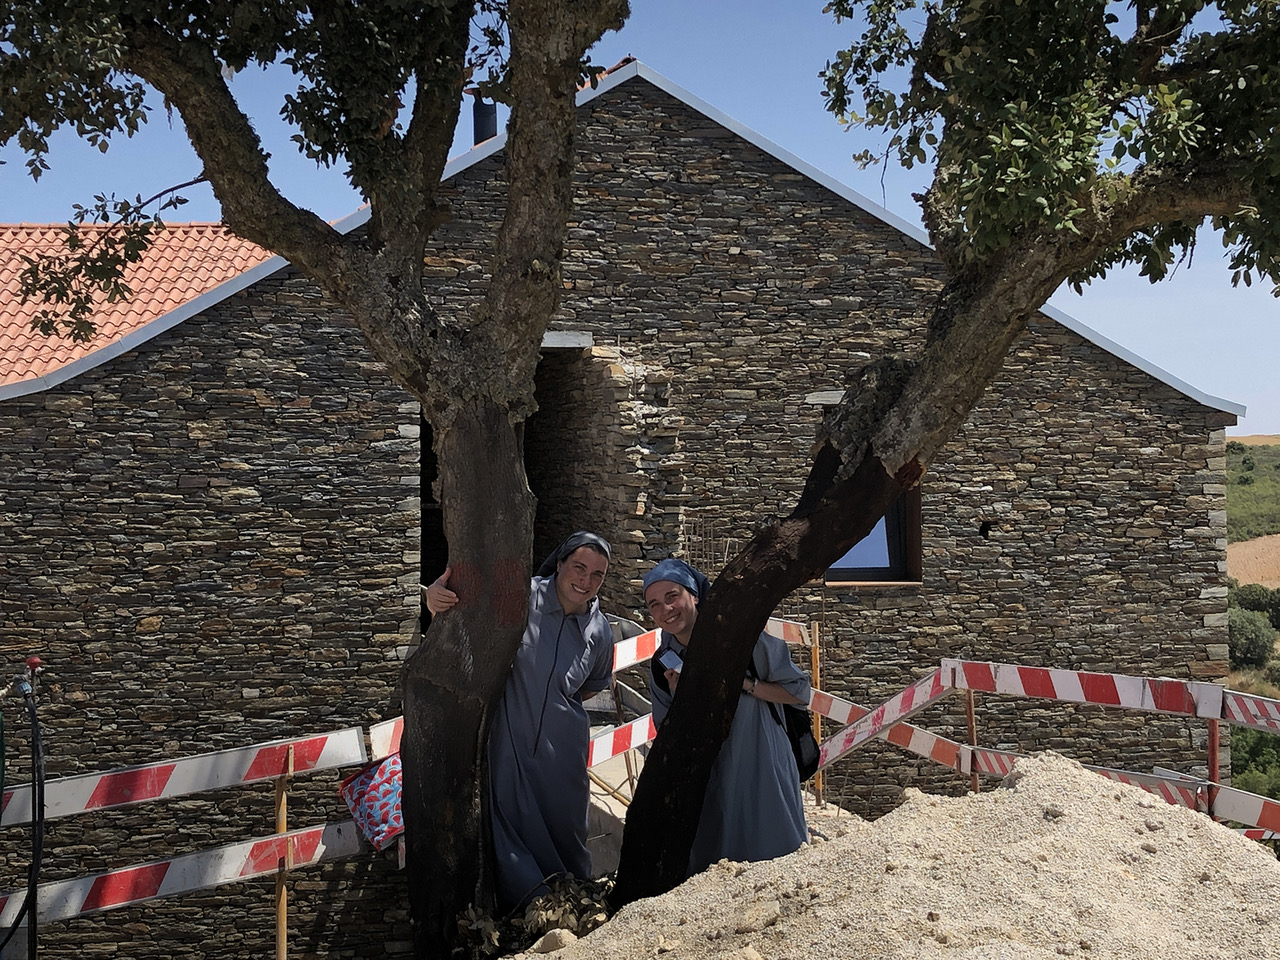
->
[527,753,1280,960]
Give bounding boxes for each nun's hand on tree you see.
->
[423,568,459,615]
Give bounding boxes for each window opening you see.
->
[824,486,922,584]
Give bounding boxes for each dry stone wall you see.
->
[0,269,417,956]
[544,79,1230,807]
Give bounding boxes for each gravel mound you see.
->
[542,753,1280,959]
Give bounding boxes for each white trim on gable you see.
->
[2,60,1244,419]
[1039,303,1245,416]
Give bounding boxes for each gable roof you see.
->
[0,61,1245,418]
[1,223,277,395]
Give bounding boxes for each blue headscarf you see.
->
[535,530,612,578]
[642,558,711,603]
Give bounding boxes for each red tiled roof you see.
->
[1,223,273,388]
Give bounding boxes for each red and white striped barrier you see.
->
[1211,782,1280,833]
[369,717,402,761]
[1223,689,1280,735]
[809,689,965,771]
[1240,829,1280,841]
[370,709,660,780]
[1,728,366,827]
[965,746,1020,778]
[366,612,803,764]
[0,821,363,927]
[943,659,1224,718]
[1088,766,1206,812]
[811,665,1280,830]
[818,669,949,770]
[613,629,661,672]
[807,689,862,726]
[588,715,657,768]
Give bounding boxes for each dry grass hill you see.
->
[1228,435,1280,586]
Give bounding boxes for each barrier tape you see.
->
[1,728,367,827]
[369,717,403,762]
[943,659,1224,719]
[965,746,1019,778]
[612,629,661,673]
[818,669,949,770]
[588,715,657,768]
[1223,689,1280,736]
[608,617,804,672]
[1210,782,1280,833]
[1240,829,1279,841]
[0,821,363,926]
[809,690,965,771]
[1087,766,1206,812]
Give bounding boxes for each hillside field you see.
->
[1226,438,1280,543]
[1227,533,1280,589]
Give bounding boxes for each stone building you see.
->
[0,60,1241,955]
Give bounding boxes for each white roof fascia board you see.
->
[3,60,1244,418]
[1038,302,1245,417]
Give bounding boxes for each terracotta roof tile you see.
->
[1,223,272,388]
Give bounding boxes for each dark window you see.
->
[825,486,922,584]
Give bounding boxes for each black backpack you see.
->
[748,659,820,782]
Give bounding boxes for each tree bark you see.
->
[403,400,535,957]
[398,6,629,955]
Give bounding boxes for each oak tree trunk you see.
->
[402,400,535,957]
[611,451,908,903]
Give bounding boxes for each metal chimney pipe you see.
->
[473,96,497,145]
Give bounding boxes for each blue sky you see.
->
[3,1,1275,433]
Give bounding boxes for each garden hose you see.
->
[0,666,47,959]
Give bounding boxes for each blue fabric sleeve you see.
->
[754,632,810,703]
[578,611,615,694]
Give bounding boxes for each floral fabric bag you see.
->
[339,752,404,850]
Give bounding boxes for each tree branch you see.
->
[458,0,629,416]
[121,25,348,279]
[1085,163,1256,254]
[367,3,475,259]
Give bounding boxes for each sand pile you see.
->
[542,753,1280,959]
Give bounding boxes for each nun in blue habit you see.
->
[423,531,614,909]
[642,558,810,875]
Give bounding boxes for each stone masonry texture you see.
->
[0,73,1234,955]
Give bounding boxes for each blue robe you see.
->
[651,630,810,874]
[488,575,614,908]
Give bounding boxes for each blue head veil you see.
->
[536,531,612,578]
[641,558,711,603]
